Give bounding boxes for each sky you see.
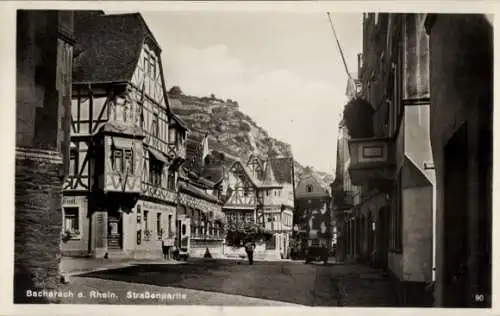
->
[137,11,363,175]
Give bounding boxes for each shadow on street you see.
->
[76,259,396,306]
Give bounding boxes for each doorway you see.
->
[107,212,123,250]
[377,206,389,270]
[443,124,469,307]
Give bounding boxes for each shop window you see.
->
[63,207,79,235]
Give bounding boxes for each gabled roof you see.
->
[169,112,189,131]
[73,12,160,84]
[296,171,331,196]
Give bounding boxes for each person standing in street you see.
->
[245,240,256,265]
[162,232,170,260]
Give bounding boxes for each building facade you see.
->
[335,13,436,306]
[175,134,226,258]
[15,10,75,302]
[62,11,187,259]
[220,153,294,259]
[331,121,362,263]
[334,13,492,308]
[294,172,332,258]
[425,14,492,308]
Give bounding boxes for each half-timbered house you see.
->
[62,11,187,259]
[220,152,295,259]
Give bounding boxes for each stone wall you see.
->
[15,10,74,303]
[14,151,64,303]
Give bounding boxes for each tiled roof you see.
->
[169,112,189,131]
[178,182,220,203]
[260,160,282,188]
[73,12,155,84]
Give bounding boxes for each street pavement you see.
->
[55,258,397,306]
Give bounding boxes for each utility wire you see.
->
[326,12,352,81]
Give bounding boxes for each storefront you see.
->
[178,183,225,258]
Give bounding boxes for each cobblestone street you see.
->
[56,258,397,306]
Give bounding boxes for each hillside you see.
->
[167,86,334,187]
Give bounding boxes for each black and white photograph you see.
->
[5,1,494,312]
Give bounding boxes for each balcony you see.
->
[347,137,396,189]
[333,189,354,211]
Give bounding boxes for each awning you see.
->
[148,147,169,164]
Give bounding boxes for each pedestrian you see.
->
[244,240,256,265]
[162,233,170,260]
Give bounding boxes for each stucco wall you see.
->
[428,14,493,306]
[388,252,403,280]
[402,186,433,282]
[61,195,89,256]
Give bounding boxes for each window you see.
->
[306,184,313,193]
[124,149,133,174]
[169,128,177,144]
[157,213,162,236]
[69,148,78,176]
[167,170,175,190]
[63,207,79,234]
[152,113,159,137]
[144,210,149,231]
[112,148,123,172]
[144,54,150,74]
[168,214,172,236]
[245,212,253,223]
[149,157,163,186]
[150,57,156,78]
[266,190,269,196]
[112,148,134,174]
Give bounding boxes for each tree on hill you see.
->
[169,86,184,96]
